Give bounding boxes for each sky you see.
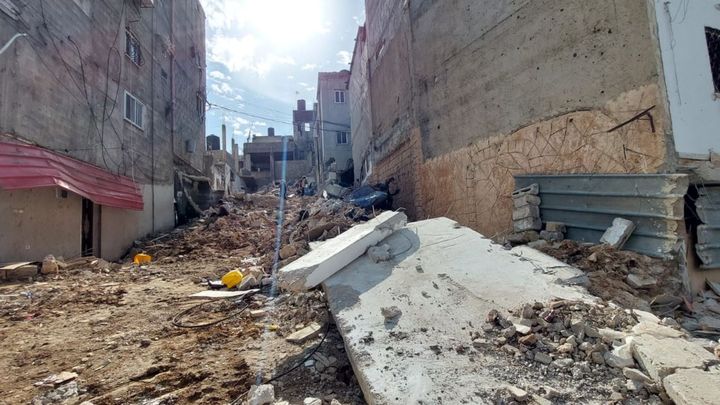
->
[199,0,365,152]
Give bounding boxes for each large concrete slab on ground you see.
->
[663,368,720,405]
[631,334,717,381]
[323,217,594,404]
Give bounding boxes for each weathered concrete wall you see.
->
[0,188,82,262]
[101,184,174,260]
[316,71,353,174]
[350,27,373,183]
[363,0,673,236]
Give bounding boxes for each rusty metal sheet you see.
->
[515,174,688,258]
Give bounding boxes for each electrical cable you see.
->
[206,100,351,131]
[171,298,250,329]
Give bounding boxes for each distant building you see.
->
[241,127,312,190]
[315,71,353,185]
[204,124,244,195]
[0,0,206,261]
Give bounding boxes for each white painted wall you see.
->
[655,0,720,158]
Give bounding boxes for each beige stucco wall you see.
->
[0,188,82,262]
[100,184,174,260]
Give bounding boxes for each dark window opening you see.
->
[706,27,720,93]
[125,30,143,66]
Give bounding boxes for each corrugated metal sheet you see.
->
[0,142,143,210]
[696,185,720,268]
[515,174,688,258]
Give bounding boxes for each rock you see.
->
[527,240,549,250]
[286,322,323,344]
[518,334,538,346]
[626,379,643,392]
[514,216,542,232]
[534,352,553,364]
[512,323,532,335]
[367,244,391,263]
[552,358,574,368]
[303,398,322,405]
[486,309,500,323]
[472,338,492,348]
[505,385,528,401]
[279,244,297,259]
[660,317,679,328]
[513,193,541,208]
[584,325,601,338]
[513,204,540,221]
[627,274,657,289]
[250,310,267,318]
[520,304,535,319]
[663,368,720,405]
[623,367,653,384]
[631,321,685,339]
[248,384,275,405]
[545,222,566,233]
[501,326,517,338]
[632,334,717,381]
[506,231,539,244]
[238,275,259,290]
[557,343,574,354]
[41,255,59,274]
[600,217,635,248]
[381,306,402,321]
[604,342,635,369]
[590,351,606,365]
[539,230,564,242]
[699,315,720,332]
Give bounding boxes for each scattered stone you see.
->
[590,351,606,365]
[545,222,566,233]
[604,343,635,369]
[623,367,653,384]
[286,322,323,344]
[513,193,541,208]
[501,326,517,339]
[513,205,540,221]
[279,244,297,259]
[513,322,532,335]
[250,310,267,318]
[626,274,657,289]
[505,385,528,401]
[534,352,553,365]
[600,217,635,248]
[507,230,540,244]
[248,384,275,405]
[381,306,402,321]
[41,255,59,274]
[367,244,391,263]
[539,230,564,242]
[660,317,679,328]
[552,358,574,368]
[514,217,542,232]
[303,398,322,405]
[518,334,538,346]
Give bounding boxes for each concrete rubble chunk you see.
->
[626,273,657,289]
[512,205,540,221]
[631,321,685,339]
[278,211,407,291]
[285,322,322,344]
[604,341,635,369]
[514,217,542,232]
[367,244,391,263]
[303,398,322,405]
[623,367,653,384]
[513,194,541,208]
[248,384,275,405]
[599,217,635,248]
[539,230,563,242]
[512,183,539,197]
[505,385,528,401]
[632,334,717,381]
[663,368,720,405]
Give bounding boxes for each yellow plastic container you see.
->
[133,253,152,265]
[221,269,244,289]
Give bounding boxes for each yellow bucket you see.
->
[133,253,152,265]
[221,269,244,289]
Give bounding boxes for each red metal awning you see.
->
[0,142,144,210]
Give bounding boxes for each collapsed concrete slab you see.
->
[663,368,720,405]
[278,211,407,291]
[323,217,594,404]
[631,334,717,381]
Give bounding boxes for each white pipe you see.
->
[0,33,28,56]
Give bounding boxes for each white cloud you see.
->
[234,95,244,101]
[208,34,296,76]
[301,63,318,70]
[210,82,234,95]
[337,50,352,65]
[253,121,267,127]
[209,70,230,81]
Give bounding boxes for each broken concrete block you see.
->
[632,334,716,381]
[278,211,407,291]
[512,205,540,221]
[506,231,539,244]
[303,398,322,405]
[279,244,297,259]
[4,263,38,280]
[248,384,275,405]
[250,310,267,318]
[626,274,657,289]
[539,230,564,242]
[367,244,391,263]
[623,367,653,384]
[41,255,59,274]
[286,322,322,344]
[604,342,635,369]
[513,217,542,232]
[545,222,566,233]
[512,183,539,198]
[600,218,635,248]
[512,194,541,208]
[630,321,685,339]
[663,368,720,405]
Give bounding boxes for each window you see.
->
[334,90,345,103]
[304,122,310,131]
[124,91,144,129]
[336,131,349,144]
[125,30,143,66]
[706,27,720,94]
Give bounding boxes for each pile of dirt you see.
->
[538,241,683,312]
[479,299,673,404]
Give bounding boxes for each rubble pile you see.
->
[479,299,672,403]
[538,240,682,312]
[676,281,720,338]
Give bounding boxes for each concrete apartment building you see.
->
[241,127,312,190]
[350,0,720,290]
[0,0,206,261]
[315,70,353,184]
[292,99,316,162]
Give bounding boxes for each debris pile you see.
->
[480,299,670,403]
[538,241,682,312]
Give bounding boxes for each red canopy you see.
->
[0,142,143,210]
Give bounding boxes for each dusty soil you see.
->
[0,193,367,405]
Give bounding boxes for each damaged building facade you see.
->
[241,126,313,190]
[0,0,206,261]
[350,0,720,291]
[316,71,353,185]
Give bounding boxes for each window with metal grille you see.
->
[706,27,720,94]
[336,131,349,144]
[125,30,143,66]
[124,91,144,129]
